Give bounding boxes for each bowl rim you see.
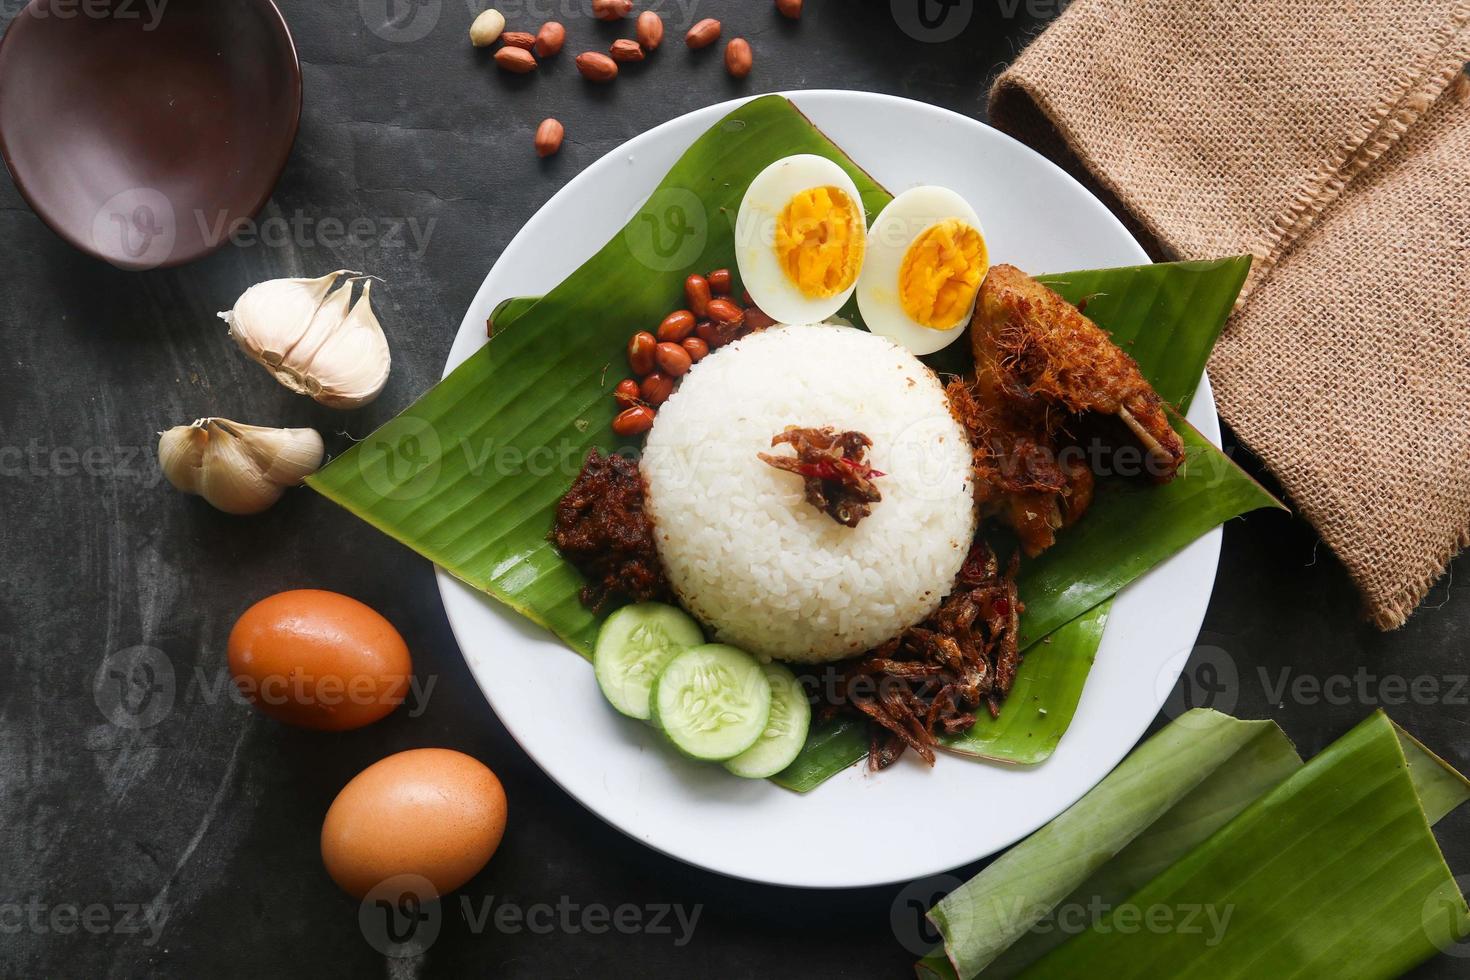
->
[0,0,303,269]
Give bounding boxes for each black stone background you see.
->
[2,0,1466,976]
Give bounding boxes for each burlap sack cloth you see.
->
[989,0,1470,628]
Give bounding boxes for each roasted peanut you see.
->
[707,297,744,326]
[686,18,721,49]
[655,342,692,377]
[695,320,722,348]
[684,274,712,317]
[707,268,732,295]
[776,0,803,19]
[534,118,564,158]
[575,51,619,82]
[745,305,777,332]
[612,405,656,436]
[681,336,710,362]
[657,310,696,342]
[724,38,752,78]
[591,0,632,20]
[627,331,657,375]
[500,30,536,49]
[609,39,645,63]
[613,378,642,408]
[534,21,565,56]
[470,8,505,46]
[636,11,664,50]
[494,46,537,72]
[640,372,675,407]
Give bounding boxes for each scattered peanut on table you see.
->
[576,51,619,82]
[534,21,565,56]
[609,38,645,63]
[534,118,564,157]
[636,11,664,50]
[469,8,504,46]
[686,18,722,49]
[725,38,753,79]
[592,0,632,20]
[470,4,793,155]
[494,46,537,72]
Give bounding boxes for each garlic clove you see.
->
[157,422,209,495]
[308,280,391,409]
[221,271,346,366]
[200,423,288,515]
[219,271,390,409]
[158,418,324,515]
[224,420,325,486]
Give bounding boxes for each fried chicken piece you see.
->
[974,264,1185,478]
[953,265,1184,556]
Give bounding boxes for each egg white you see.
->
[734,155,868,326]
[856,186,986,355]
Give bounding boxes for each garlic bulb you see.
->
[220,272,390,409]
[159,419,324,515]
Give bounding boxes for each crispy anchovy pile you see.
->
[823,541,1023,769]
[551,449,670,613]
[758,426,884,528]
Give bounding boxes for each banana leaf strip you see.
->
[921,710,1470,979]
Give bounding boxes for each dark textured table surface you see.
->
[3,1,1467,976]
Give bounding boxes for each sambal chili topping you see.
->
[820,540,1023,769]
[759,426,884,528]
[551,449,670,613]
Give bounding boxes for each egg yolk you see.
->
[899,219,988,330]
[775,186,866,299]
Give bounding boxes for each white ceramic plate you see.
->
[437,91,1220,889]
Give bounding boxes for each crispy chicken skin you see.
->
[953,265,1185,556]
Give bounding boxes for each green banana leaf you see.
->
[309,95,1277,785]
[921,710,1470,979]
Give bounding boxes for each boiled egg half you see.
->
[735,155,868,325]
[856,186,989,355]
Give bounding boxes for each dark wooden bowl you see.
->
[0,0,301,270]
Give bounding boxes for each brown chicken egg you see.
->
[321,749,508,899]
[227,589,411,731]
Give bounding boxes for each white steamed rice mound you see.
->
[641,323,976,663]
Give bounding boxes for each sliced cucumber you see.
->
[724,662,813,779]
[650,645,771,761]
[593,603,705,720]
